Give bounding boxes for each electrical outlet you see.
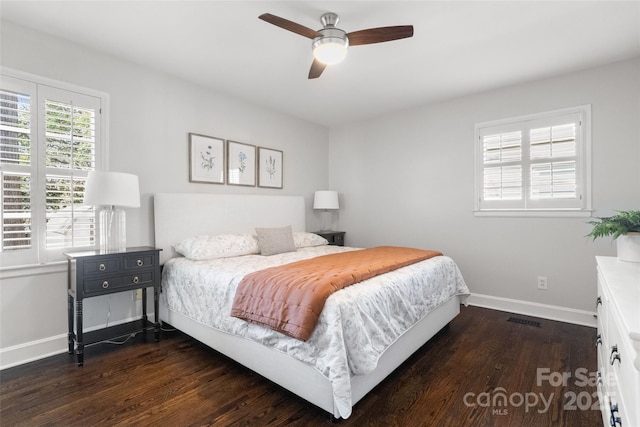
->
[537,276,548,290]
[135,289,142,300]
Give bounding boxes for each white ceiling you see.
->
[2,1,639,127]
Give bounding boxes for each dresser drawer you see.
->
[607,310,639,427]
[84,271,155,294]
[596,269,609,340]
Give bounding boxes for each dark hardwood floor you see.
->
[0,306,601,426]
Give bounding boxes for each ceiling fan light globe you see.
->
[313,37,348,65]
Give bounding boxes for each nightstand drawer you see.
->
[82,257,121,276]
[84,271,155,294]
[125,271,155,286]
[123,253,156,270]
[84,276,124,293]
[313,231,346,246]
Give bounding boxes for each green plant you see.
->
[587,210,640,240]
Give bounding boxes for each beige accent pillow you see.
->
[255,226,296,256]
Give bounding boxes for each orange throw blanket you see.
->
[230,246,442,341]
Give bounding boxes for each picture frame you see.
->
[258,147,283,189]
[189,133,225,184]
[227,140,256,186]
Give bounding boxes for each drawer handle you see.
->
[102,281,109,289]
[132,276,140,284]
[99,263,106,271]
[595,334,602,347]
[610,345,621,365]
[136,259,144,267]
[596,296,602,308]
[609,402,621,427]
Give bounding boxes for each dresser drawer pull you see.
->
[609,402,621,427]
[99,263,106,271]
[132,276,140,284]
[102,281,109,289]
[136,259,144,267]
[596,296,602,308]
[609,345,621,365]
[595,334,602,347]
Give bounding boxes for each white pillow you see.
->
[255,226,296,256]
[174,233,259,260]
[294,232,328,248]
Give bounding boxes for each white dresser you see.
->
[596,256,640,427]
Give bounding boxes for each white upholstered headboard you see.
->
[153,193,306,264]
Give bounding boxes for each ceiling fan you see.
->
[259,12,414,79]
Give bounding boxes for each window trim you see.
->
[0,67,109,267]
[474,105,592,218]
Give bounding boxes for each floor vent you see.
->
[507,317,541,327]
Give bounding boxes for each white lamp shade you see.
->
[84,171,141,208]
[313,191,339,210]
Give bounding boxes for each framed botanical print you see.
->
[189,133,225,184]
[227,140,256,186]
[258,147,283,189]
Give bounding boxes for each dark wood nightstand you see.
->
[313,231,346,246]
[65,246,162,366]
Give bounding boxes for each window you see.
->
[474,105,591,217]
[1,71,107,266]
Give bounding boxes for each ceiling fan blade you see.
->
[308,59,327,79]
[347,25,414,46]
[259,13,322,39]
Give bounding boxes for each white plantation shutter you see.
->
[482,130,523,204]
[1,72,105,266]
[45,176,94,249]
[528,122,577,201]
[475,106,591,216]
[41,91,98,250]
[1,77,37,264]
[1,172,32,250]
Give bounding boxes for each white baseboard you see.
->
[0,315,151,370]
[0,333,68,370]
[467,293,597,328]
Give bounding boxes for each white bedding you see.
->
[162,245,470,418]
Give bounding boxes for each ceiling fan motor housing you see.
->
[320,12,340,28]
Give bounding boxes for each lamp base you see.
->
[319,210,333,232]
[99,206,126,253]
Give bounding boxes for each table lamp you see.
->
[313,190,339,232]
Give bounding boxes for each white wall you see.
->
[0,22,330,368]
[329,58,640,322]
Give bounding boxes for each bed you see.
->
[153,193,469,419]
